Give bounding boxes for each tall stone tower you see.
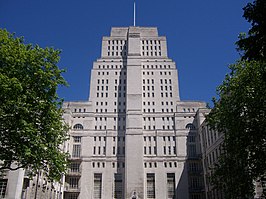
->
[63,26,206,199]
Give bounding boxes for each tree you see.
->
[236,0,266,61]
[0,29,69,181]
[207,0,266,198]
[207,61,266,198]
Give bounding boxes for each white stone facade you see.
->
[198,109,266,199]
[62,27,207,199]
[0,168,62,199]
[197,109,224,199]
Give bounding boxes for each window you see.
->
[189,162,201,172]
[114,174,123,198]
[70,162,80,173]
[65,193,79,199]
[73,136,81,143]
[69,177,79,189]
[0,179,7,198]
[188,135,196,143]
[113,146,116,155]
[98,146,101,155]
[186,123,196,130]
[94,174,102,199]
[73,124,83,130]
[72,145,81,158]
[190,177,203,189]
[167,173,175,199]
[188,145,197,157]
[147,173,155,198]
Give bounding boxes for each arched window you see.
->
[186,123,195,130]
[73,124,83,130]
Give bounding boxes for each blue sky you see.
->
[0,0,250,105]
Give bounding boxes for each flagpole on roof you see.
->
[134,1,136,26]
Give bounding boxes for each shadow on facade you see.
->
[183,119,205,199]
[176,162,188,198]
[114,45,127,199]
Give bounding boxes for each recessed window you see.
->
[186,123,196,130]
[73,136,81,143]
[73,124,83,130]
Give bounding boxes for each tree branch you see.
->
[0,164,28,171]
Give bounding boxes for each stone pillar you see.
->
[125,27,144,199]
[7,168,25,199]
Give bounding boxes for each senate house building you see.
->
[62,26,207,199]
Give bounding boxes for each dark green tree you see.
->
[236,0,266,61]
[207,61,266,198]
[0,29,69,181]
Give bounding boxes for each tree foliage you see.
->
[236,0,266,61]
[207,61,266,198]
[0,29,69,181]
[207,0,266,198]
